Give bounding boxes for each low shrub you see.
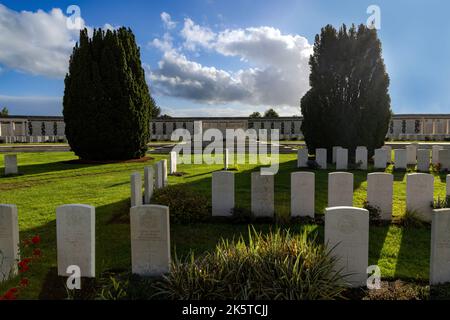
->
[307,159,320,170]
[431,196,450,209]
[152,228,348,300]
[151,185,210,224]
[397,209,426,228]
[230,206,254,224]
[363,201,382,221]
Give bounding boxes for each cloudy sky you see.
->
[0,0,449,116]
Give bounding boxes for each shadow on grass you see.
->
[1,161,104,178]
[394,226,431,282]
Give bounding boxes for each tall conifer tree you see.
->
[301,24,391,162]
[63,27,156,160]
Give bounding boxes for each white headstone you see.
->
[394,149,407,170]
[130,205,170,276]
[439,149,450,172]
[367,173,393,220]
[382,146,392,163]
[0,205,19,282]
[4,154,18,175]
[406,145,417,165]
[144,166,154,204]
[297,149,308,168]
[325,206,369,287]
[332,146,342,164]
[131,173,143,207]
[430,209,450,285]
[155,162,163,189]
[406,173,434,222]
[212,171,235,217]
[355,146,368,170]
[251,172,274,218]
[291,172,314,218]
[169,152,177,174]
[316,148,327,170]
[374,149,388,169]
[336,148,348,170]
[162,160,168,187]
[432,145,444,165]
[328,172,353,207]
[224,148,229,170]
[417,149,430,172]
[56,204,95,277]
[447,175,450,197]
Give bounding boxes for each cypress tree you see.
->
[301,24,391,162]
[63,27,156,160]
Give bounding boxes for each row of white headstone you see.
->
[212,170,450,223]
[297,146,393,170]
[0,204,171,282]
[2,203,450,287]
[297,145,450,172]
[130,152,179,206]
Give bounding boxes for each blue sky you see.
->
[0,0,449,116]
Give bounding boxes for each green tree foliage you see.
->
[249,112,262,118]
[301,24,391,161]
[263,108,279,118]
[63,27,157,160]
[0,107,9,117]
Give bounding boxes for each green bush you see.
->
[151,185,210,224]
[397,209,426,228]
[152,228,348,300]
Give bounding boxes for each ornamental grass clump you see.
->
[152,228,348,300]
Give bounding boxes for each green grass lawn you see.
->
[0,151,447,299]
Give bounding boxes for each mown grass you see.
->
[0,151,447,299]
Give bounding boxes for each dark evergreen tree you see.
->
[264,108,279,118]
[63,27,156,160]
[301,24,391,162]
[249,112,262,118]
[41,122,46,136]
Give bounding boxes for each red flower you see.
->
[1,288,19,300]
[18,259,31,273]
[19,278,29,287]
[33,248,42,257]
[31,235,41,245]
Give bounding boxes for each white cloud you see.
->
[0,5,87,78]
[181,18,216,51]
[149,16,313,112]
[161,12,177,30]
